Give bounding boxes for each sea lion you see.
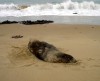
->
[28,40,77,63]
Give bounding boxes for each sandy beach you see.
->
[0,24,100,81]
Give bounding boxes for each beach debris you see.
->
[0,20,54,25]
[91,27,94,28]
[12,35,23,39]
[73,12,78,14]
[28,40,77,63]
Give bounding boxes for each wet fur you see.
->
[28,40,77,63]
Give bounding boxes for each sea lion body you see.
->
[28,40,76,63]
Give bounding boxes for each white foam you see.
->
[0,3,18,10]
[0,0,100,17]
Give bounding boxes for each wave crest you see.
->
[0,0,100,17]
[0,3,18,10]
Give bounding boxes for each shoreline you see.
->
[0,16,100,25]
[0,20,100,27]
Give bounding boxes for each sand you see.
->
[0,24,100,81]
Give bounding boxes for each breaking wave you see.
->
[0,0,100,17]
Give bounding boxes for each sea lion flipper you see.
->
[57,53,77,63]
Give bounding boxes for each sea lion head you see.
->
[28,40,47,60]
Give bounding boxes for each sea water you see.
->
[0,0,100,25]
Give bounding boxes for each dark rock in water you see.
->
[28,40,77,63]
[36,20,54,24]
[20,20,54,25]
[17,5,28,10]
[0,20,54,25]
[19,20,34,25]
[0,20,18,24]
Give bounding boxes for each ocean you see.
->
[0,0,100,25]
